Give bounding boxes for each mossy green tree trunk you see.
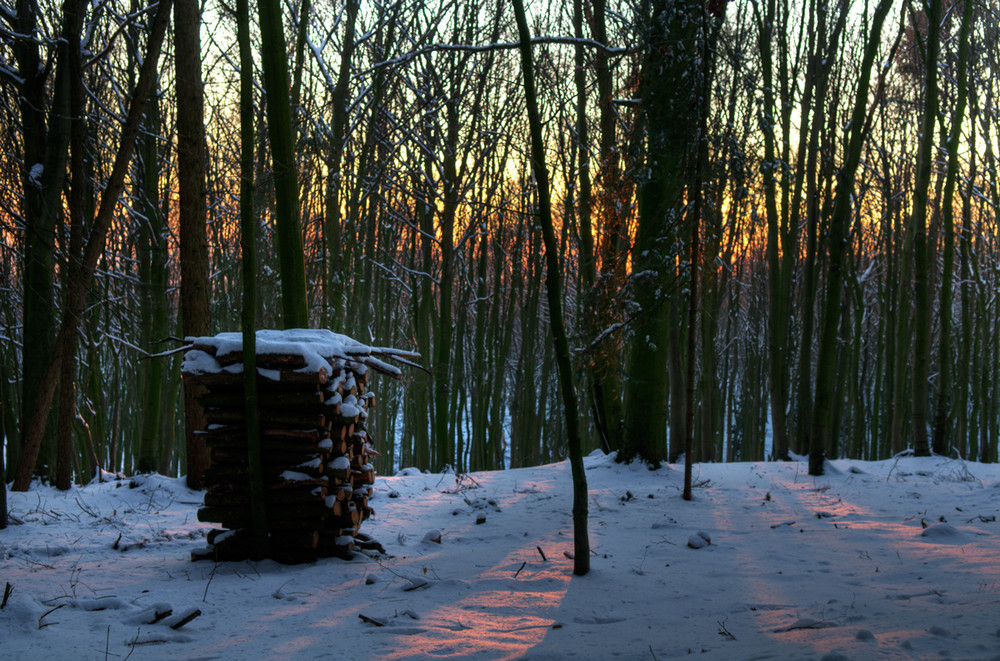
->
[136,87,169,475]
[622,0,703,467]
[257,0,308,328]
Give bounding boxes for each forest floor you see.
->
[2,451,1000,660]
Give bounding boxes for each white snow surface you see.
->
[182,329,416,380]
[183,329,369,378]
[3,453,1000,660]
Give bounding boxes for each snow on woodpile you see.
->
[181,329,419,563]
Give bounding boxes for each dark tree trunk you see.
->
[809,0,894,475]
[911,0,942,458]
[622,0,703,467]
[13,0,174,491]
[511,0,589,575]
[175,0,212,489]
[238,0,268,558]
[932,0,973,456]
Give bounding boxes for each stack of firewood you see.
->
[181,330,419,563]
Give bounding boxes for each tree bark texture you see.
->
[257,0,309,328]
[808,0,894,475]
[13,0,174,491]
[511,0,590,575]
[623,0,703,467]
[176,0,212,488]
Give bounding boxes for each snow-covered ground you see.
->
[2,452,999,660]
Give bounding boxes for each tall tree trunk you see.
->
[683,8,723,496]
[434,97,459,470]
[176,0,212,489]
[573,0,620,454]
[16,0,80,482]
[910,0,942,458]
[623,0,703,467]
[809,0,893,475]
[54,0,87,489]
[511,0,589,575]
[932,0,973,456]
[258,0,308,327]
[754,0,807,459]
[323,0,359,326]
[755,0,784,460]
[238,0,268,557]
[591,0,628,456]
[795,1,846,457]
[13,0,174,491]
[136,87,168,474]
[289,0,312,116]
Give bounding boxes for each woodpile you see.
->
[182,329,419,563]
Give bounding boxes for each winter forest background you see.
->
[1,0,998,510]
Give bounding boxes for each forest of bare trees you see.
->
[2,0,999,514]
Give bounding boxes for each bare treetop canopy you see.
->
[183,329,423,383]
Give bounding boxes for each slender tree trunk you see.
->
[323,0,359,325]
[591,0,628,456]
[16,0,81,482]
[434,98,459,470]
[289,0,312,115]
[237,0,268,558]
[258,0,308,327]
[511,0,589,575]
[623,0,703,467]
[54,0,87,489]
[176,0,211,489]
[796,1,847,457]
[572,0,622,455]
[932,0,973,456]
[136,87,167,474]
[13,0,174,491]
[911,0,942,457]
[683,8,723,495]
[808,0,893,475]
[754,0,790,460]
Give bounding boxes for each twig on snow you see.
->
[170,608,202,630]
[203,563,218,602]
[359,613,387,627]
[38,603,64,629]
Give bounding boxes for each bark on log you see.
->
[209,446,327,468]
[198,501,331,525]
[184,367,328,390]
[201,389,324,409]
[204,489,326,508]
[205,406,326,429]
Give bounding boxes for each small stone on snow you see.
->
[687,532,711,549]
